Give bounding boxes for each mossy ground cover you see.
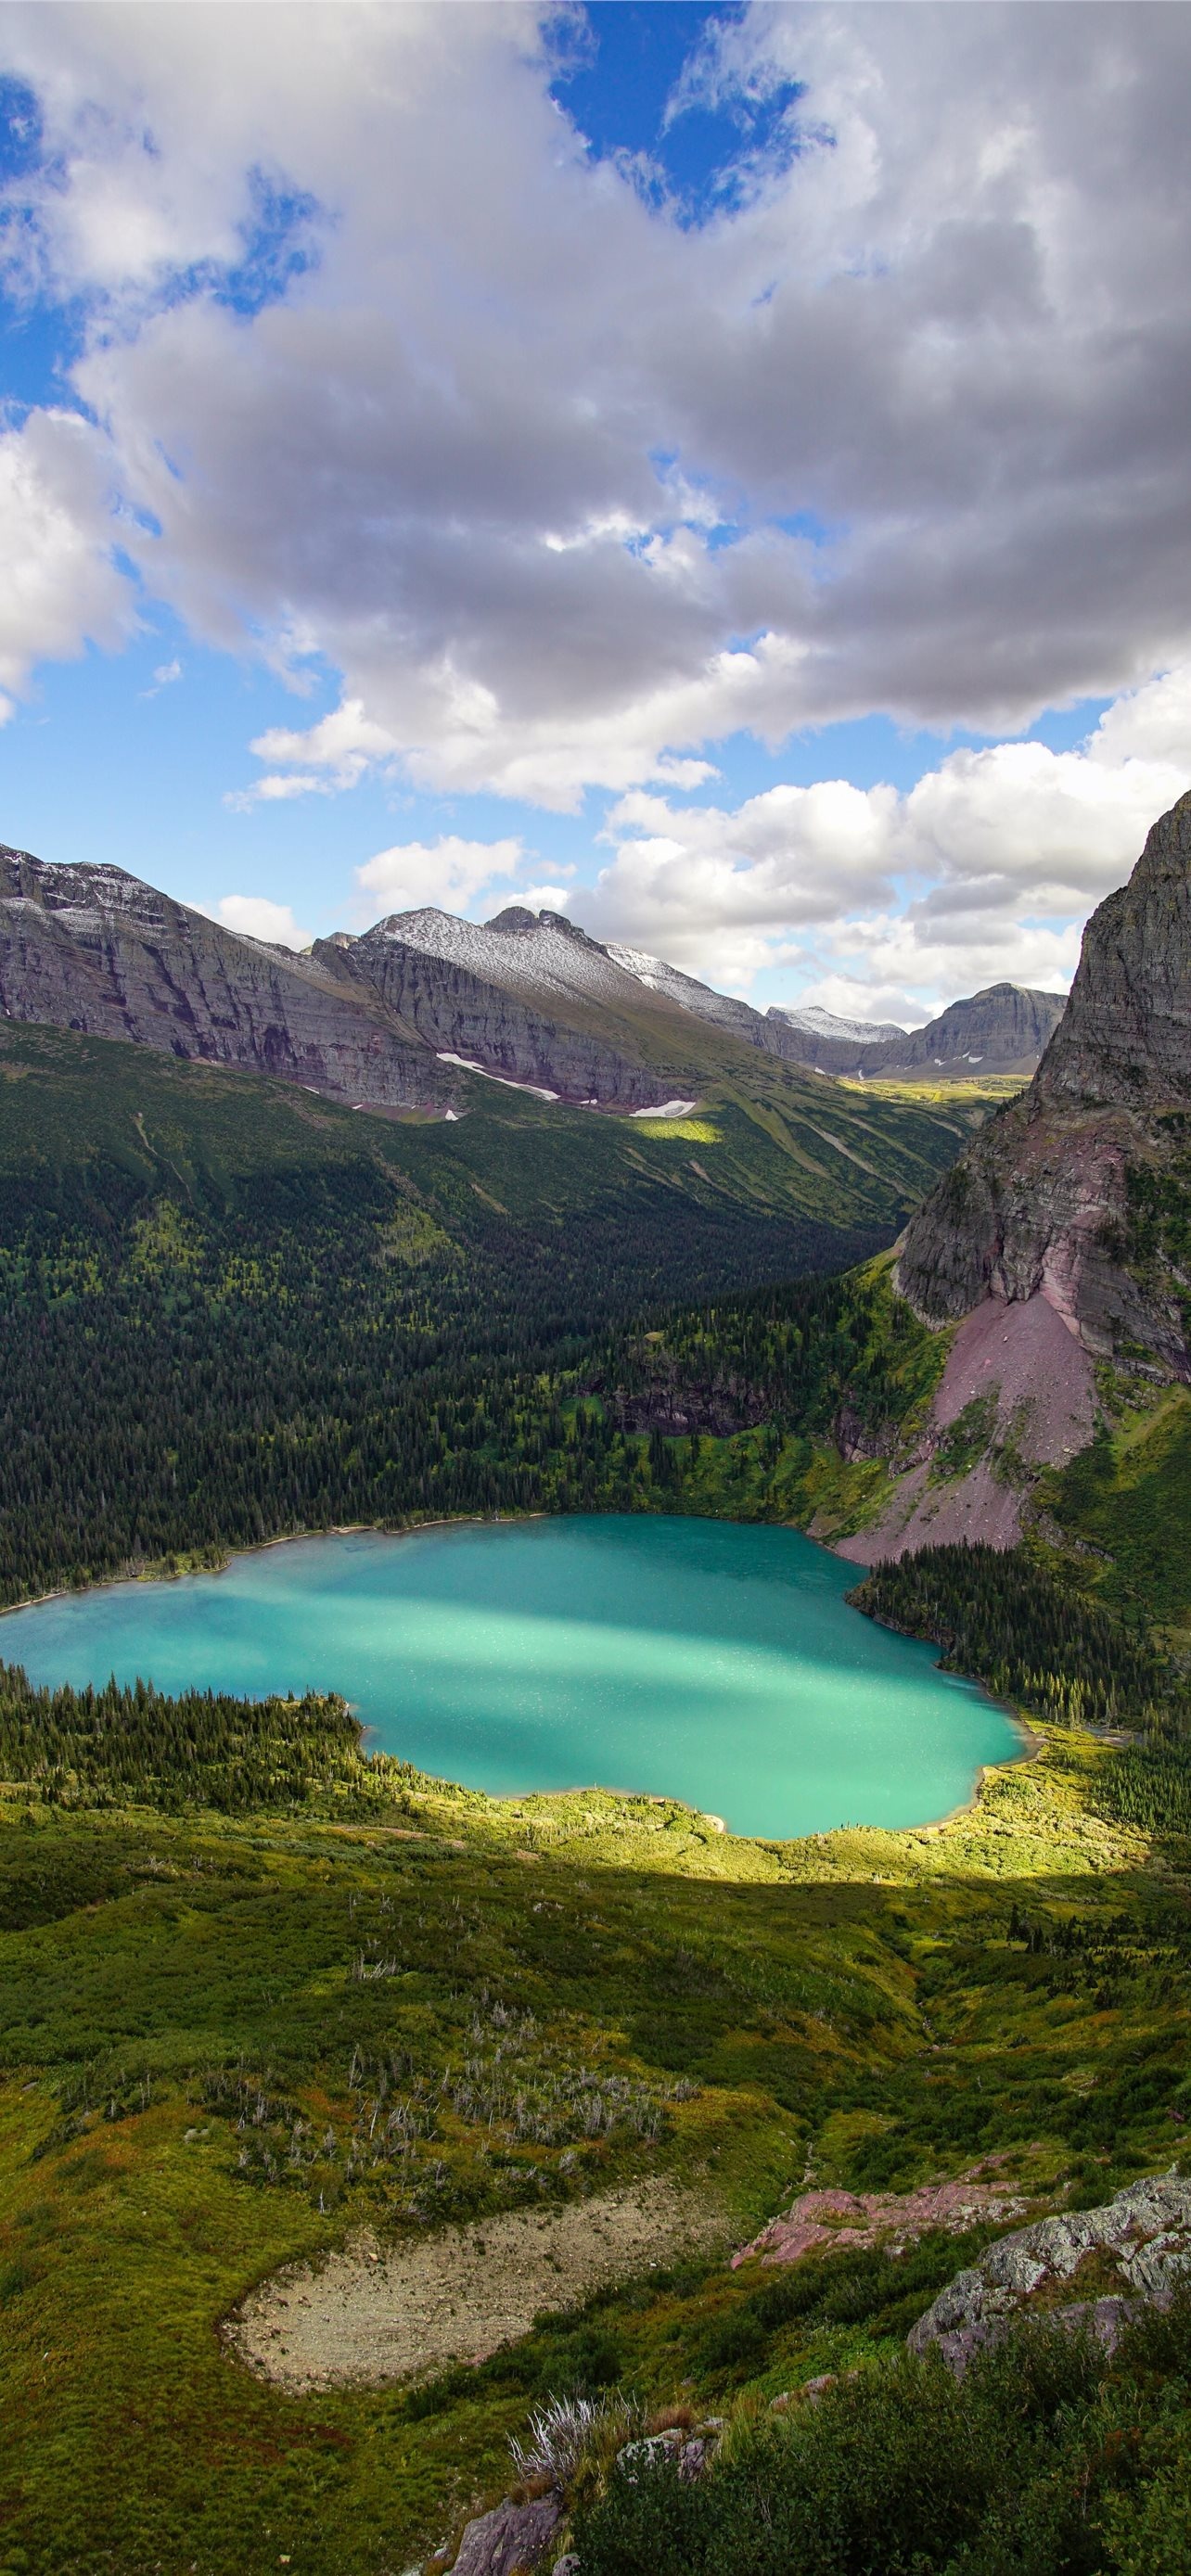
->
[1,1716,1188,2574]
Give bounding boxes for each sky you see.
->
[1,0,1189,1026]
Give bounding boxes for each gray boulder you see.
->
[909,2171,1191,2375]
[449,2491,562,2576]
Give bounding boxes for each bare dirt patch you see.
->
[226,2176,725,2392]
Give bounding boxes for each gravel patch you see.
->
[226,2176,725,2392]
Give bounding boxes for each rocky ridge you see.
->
[820,791,1191,1562]
[0,842,1060,1124]
[768,982,1066,1079]
[0,846,456,1116]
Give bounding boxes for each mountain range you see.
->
[0,843,1063,1117]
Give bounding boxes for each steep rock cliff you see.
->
[897,792,1191,1378]
[327,912,680,1106]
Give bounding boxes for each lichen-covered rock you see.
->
[615,2429,685,2480]
[448,2490,562,2576]
[734,2161,1029,2269]
[908,2171,1191,2375]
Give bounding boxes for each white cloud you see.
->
[140,654,182,698]
[355,835,526,920]
[0,1,1187,810]
[571,666,1191,1014]
[0,408,128,696]
[214,894,314,950]
[224,772,327,811]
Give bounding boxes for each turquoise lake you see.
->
[0,1515,1020,1838]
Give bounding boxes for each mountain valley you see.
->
[1,800,1191,2576]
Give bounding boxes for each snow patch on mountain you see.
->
[769,1003,910,1046]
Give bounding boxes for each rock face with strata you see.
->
[0,853,736,1115]
[896,792,1191,1380]
[320,912,669,1107]
[908,2171,1191,2377]
[1042,790,1191,1109]
[0,846,455,1114]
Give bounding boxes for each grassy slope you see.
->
[0,1728,1188,2574]
[0,1018,992,1251]
[1046,1384,1191,1638]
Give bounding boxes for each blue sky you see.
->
[0,3,1187,1021]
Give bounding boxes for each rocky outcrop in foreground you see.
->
[909,2170,1191,2377]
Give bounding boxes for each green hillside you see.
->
[1,1686,1189,2573]
[5,1019,1191,2575]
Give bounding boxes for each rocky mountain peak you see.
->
[484,905,541,934]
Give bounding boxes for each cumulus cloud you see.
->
[214,894,313,950]
[354,835,527,920]
[574,667,1191,1015]
[0,1,1187,810]
[0,407,128,696]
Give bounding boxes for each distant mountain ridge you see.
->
[764,982,1066,1078]
[0,841,1061,1120]
[771,1002,909,1046]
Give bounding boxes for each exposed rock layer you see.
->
[0,847,453,1114]
[0,845,1065,1127]
[835,1294,1096,1565]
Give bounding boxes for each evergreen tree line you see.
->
[2,1157,1181,1758]
[1,1163,860,1607]
[850,1542,1179,1732]
[0,1659,387,1809]
[604,1259,940,1443]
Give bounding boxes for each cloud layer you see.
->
[4,6,1191,782]
[1,3,1189,1002]
[574,665,1191,1015]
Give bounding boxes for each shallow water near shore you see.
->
[0,1515,1019,1838]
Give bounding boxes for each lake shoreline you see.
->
[0,1508,1033,1842]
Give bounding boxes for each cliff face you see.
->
[896,791,1191,1378]
[0,848,453,1113]
[1034,791,1191,1109]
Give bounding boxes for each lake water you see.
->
[0,1515,1019,1839]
